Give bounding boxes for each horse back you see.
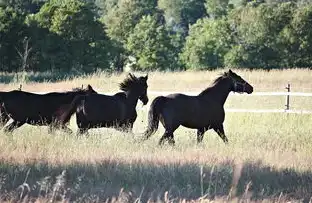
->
[0,90,80,122]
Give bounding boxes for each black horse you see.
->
[143,69,253,145]
[58,73,149,135]
[0,85,97,133]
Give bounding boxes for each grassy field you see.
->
[0,68,311,202]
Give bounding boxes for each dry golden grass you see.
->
[0,68,311,92]
[0,69,311,202]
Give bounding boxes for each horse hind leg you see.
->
[0,113,10,128]
[158,115,179,146]
[158,131,176,146]
[213,124,228,144]
[4,121,25,133]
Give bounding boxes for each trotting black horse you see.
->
[0,85,97,133]
[58,73,149,135]
[143,69,253,145]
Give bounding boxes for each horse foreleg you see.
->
[48,122,73,135]
[197,128,207,143]
[61,125,73,134]
[213,124,228,144]
[77,128,89,137]
[48,125,55,134]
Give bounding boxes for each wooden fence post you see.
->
[285,83,290,111]
[18,84,22,91]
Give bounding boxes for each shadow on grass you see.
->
[0,160,311,202]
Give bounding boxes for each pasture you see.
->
[0,69,311,202]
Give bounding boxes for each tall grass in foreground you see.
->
[0,112,311,202]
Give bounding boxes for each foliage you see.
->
[0,6,26,71]
[102,0,158,44]
[280,3,312,67]
[24,0,114,72]
[158,0,206,34]
[180,18,232,69]
[2,0,312,73]
[224,3,295,68]
[205,0,232,19]
[126,15,178,71]
[0,0,47,13]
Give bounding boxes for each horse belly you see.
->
[181,109,224,129]
[181,120,208,129]
[80,102,124,128]
[25,115,53,125]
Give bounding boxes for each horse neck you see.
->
[125,91,140,110]
[199,79,232,105]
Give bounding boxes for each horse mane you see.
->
[199,72,229,96]
[119,74,140,92]
[71,86,86,92]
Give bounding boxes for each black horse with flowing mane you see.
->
[143,69,253,145]
[0,85,97,133]
[58,73,149,135]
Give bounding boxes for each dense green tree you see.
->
[205,0,232,19]
[224,2,294,68]
[0,6,26,71]
[126,15,178,70]
[180,18,232,69]
[103,0,159,44]
[25,0,114,72]
[280,3,312,67]
[0,0,47,14]
[158,0,206,34]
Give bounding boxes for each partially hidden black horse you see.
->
[0,85,97,133]
[143,69,253,145]
[58,73,149,135]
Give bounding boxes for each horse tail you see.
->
[0,91,6,104]
[58,95,85,124]
[143,96,167,140]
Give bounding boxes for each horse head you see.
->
[227,69,253,94]
[119,73,149,105]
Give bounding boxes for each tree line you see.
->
[0,0,312,73]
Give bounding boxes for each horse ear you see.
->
[144,74,148,81]
[229,69,233,74]
[87,84,93,91]
[128,73,134,78]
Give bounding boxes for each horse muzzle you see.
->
[140,96,149,105]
